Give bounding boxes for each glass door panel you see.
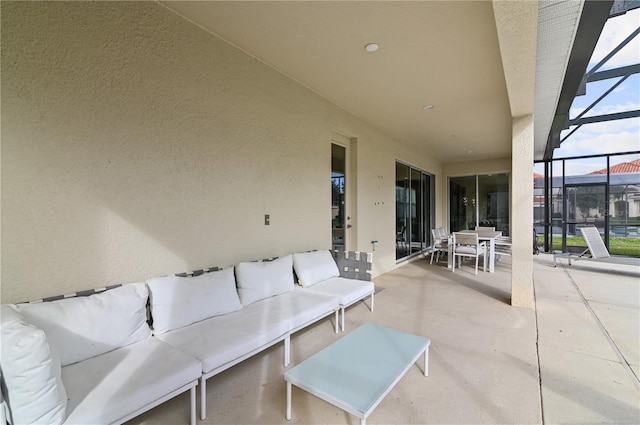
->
[396,162,432,261]
[564,184,607,252]
[422,173,431,247]
[478,173,510,235]
[550,186,563,252]
[331,144,346,251]
[410,168,422,253]
[449,176,476,232]
[396,163,410,259]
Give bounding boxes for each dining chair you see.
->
[452,232,487,275]
[475,226,496,232]
[494,235,512,261]
[430,228,448,264]
[396,225,407,253]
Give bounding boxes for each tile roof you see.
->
[588,159,640,175]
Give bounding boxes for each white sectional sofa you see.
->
[0,249,373,425]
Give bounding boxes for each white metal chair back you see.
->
[453,232,479,247]
[430,228,448,264]
[475,226,495,232]
[452,232,487,275]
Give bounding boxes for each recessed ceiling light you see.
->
[364,43,379,52]
[422,105,435,111]
[467,150,473,154]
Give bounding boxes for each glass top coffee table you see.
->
[284,322,430,425]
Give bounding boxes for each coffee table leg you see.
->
[360,418,366,425]
[424,347,429,376]
[286,382,292,420]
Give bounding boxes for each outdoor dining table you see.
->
[447,229,503,273]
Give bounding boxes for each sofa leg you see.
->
[284,335,290,366]
[190,386,196,425]
[200,377,206,420]
[341,307,345,332]
[334,309,339,333]
[371,292,375,312]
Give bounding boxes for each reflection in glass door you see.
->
[449,174,510,235]
[564,184,607,252]
[396,162,432,260]
[331,144,346,251]
[396,163,409,259]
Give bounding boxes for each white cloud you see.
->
[568,102,640,135]
[571,102,640,117]
[583,116,640,135]
[556,129,640,157]
[563,160,608,176]
[551,10,639,161]
[559,152,640,176]
[589,9,640,70]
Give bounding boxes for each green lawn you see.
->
[541,236,640,257]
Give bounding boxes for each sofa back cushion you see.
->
[292,250,339,287]
[147,267,242,335]
[1,305,67,424]
[236,255,294,306]
[13,283,151,366]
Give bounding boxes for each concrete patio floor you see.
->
[128,253,639,424]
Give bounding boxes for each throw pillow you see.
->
[236,255,294,306]
[147,267,242,335]
[292,250,339,287]
[14,283,151,366]
[1,305,67,425]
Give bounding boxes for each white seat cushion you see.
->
[62,337,201,425]
[249,289,339,332]
[456,246,480,255]
[156,306,290,374]
[302,277,374,307]
[156,290,338,374]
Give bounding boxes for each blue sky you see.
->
[537,8,640,176]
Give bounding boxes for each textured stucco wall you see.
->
[510,115,534,308]
[443,158,511,178]
[1,2,441,302]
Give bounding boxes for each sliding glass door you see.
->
[449,173,510,235]
[396,162,433,260]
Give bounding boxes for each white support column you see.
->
[511,114,535,309]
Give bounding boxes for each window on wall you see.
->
[396,162,433,261]
[449,173,510,235]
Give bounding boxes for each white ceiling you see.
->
[160,1,567,163]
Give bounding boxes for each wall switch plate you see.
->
[265,214,270,225]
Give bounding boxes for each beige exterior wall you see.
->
[1,2,442,303]
[443,158,512,177]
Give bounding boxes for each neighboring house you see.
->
[589,160,640,219]
[533,160,640,237]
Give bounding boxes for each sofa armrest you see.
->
[331,250,372,281]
